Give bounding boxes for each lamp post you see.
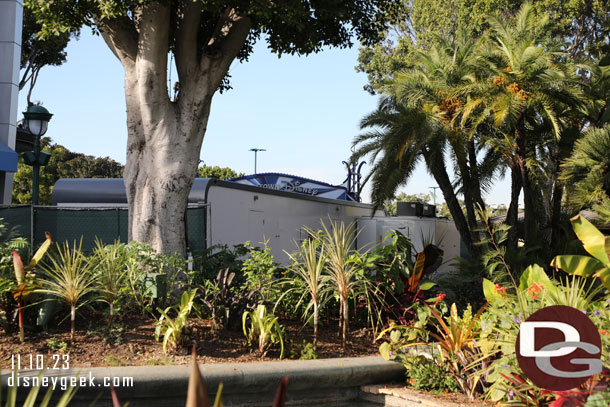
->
[22,105,52,205]
[249,148,266,174]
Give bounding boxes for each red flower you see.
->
[528,283,544,300]
[601,329,607,335]
[434,293,446,306]
[494,283,508,295]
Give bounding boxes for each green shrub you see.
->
[242,304,284,358]
[405,355,459,393]
[47,337,68,352]
[241,240,282,303]
[289,341,319,360]
[155,289,198,353]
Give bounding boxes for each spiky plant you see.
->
[317,219,361,349]
[283,234,331,348]
[37,240,97,340]
[92,239,128,323]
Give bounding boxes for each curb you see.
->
[2,356,405,406]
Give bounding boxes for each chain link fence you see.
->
[0,205,206,253]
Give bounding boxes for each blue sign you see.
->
[229,173,357,201]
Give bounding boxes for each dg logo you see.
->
[516,305,603,391]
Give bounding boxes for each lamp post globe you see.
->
[22,105,53,205]
[23,105,53,137]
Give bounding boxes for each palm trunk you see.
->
[341,295,349,349]
[338,298,344,338]
[468,139,486,211]
[70,305,75,341]
[313,301,318,348]
[515,117,536,245]
[451,139,478,232]
[550,183,563,252]
[424,150,479,258]
[506,162,522,252]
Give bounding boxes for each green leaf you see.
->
[571,215,610,266]
[379,342,393,360]
[482,278,504,304]
[418,281,436,290]
[551,255,606,277]
[518,264,552,291]
[389,330,401,343]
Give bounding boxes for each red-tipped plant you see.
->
[12,232,52,341]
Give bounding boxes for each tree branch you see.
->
[174,0,202,85]
[95,15,138,67]
[135,2,172,116]
[201,8,252,90]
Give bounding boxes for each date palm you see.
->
[459,2,583,246]
[37,240,97,340]
[352,29,494,258]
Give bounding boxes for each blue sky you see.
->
[18,31,512,205]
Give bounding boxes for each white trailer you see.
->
[52,177,462,269]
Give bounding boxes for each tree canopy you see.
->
[20,9,75,105]
[353,2,610,260]
[357,0,610,94]
[197,164,243,180]
[24,0,404,254]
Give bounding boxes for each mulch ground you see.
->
[0,313,379,368]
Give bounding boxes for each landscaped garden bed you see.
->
[2,206,610,406]
[0,316,377,368]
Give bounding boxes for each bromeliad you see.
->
[12,232,52,341]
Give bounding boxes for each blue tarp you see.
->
[0,140,18,172]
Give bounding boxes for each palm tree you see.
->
[352,29,495,258]
[460,2,584,247]
[560,125,610,224]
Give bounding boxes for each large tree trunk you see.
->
[124,92,209,255]
[96,3,251,254]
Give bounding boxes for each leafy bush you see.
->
[155,289,198,353]
[11,232,52,341]
[405,355,459,393]
[378,299,490,400]
[47,337,68,352]
[241,239,282,304]
[189,243,248,285]
[242,304,284,358]
[289,341,319,360]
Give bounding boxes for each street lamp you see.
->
[249,148,266,174]
[22,105,53,205]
